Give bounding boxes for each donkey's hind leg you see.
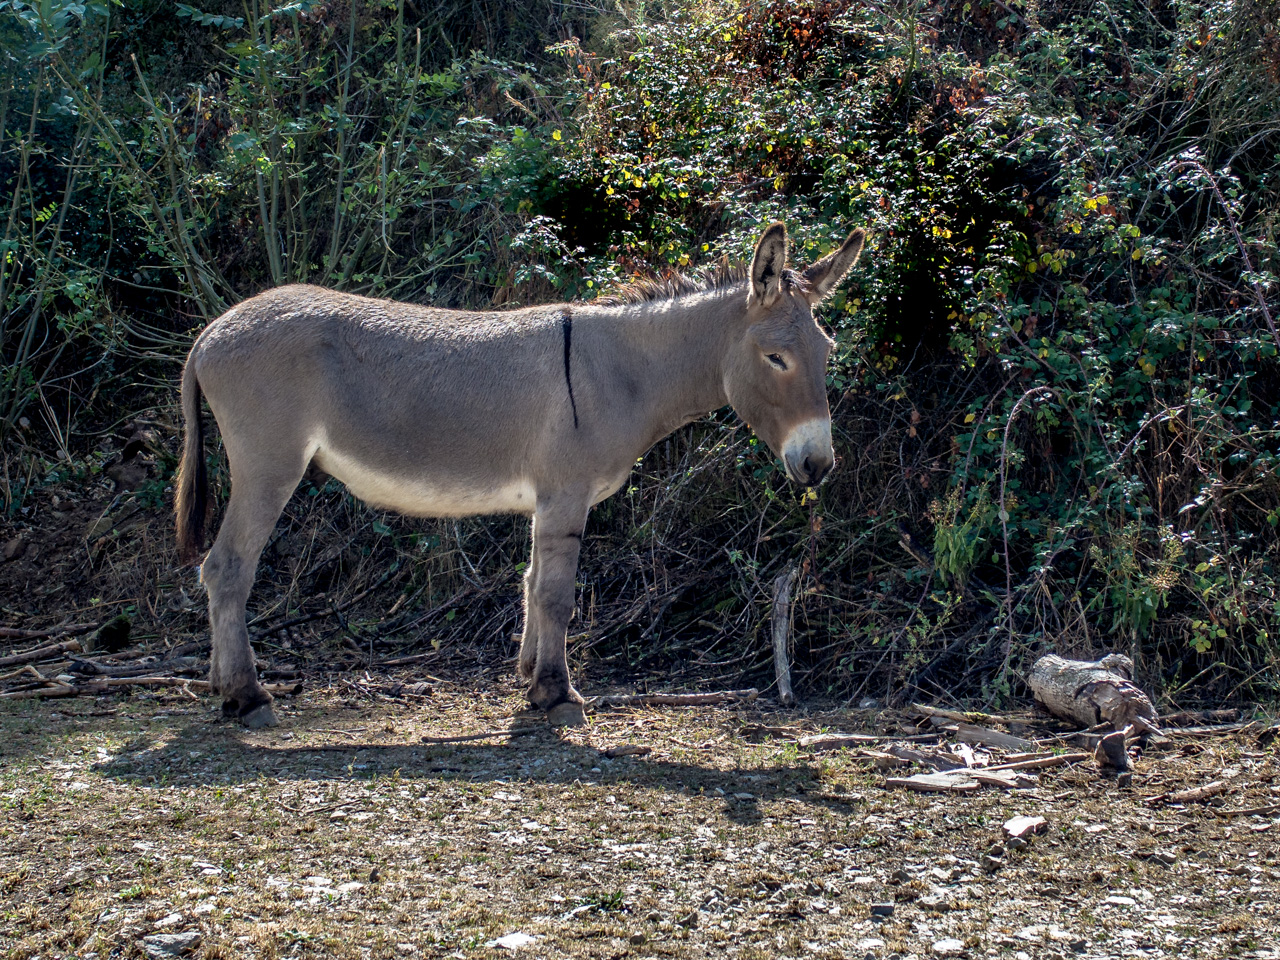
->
[201,470,301,728]
[525,496,590,726]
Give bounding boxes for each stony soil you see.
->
[2,683,1278,960]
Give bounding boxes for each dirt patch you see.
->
[2,685,1277,960]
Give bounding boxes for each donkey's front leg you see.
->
[524,498,589,726]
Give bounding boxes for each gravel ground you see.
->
[2,684,1278,960]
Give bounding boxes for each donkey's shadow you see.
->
[92,716,846,825]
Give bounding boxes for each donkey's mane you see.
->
[596,261,807,306]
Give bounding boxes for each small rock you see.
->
[140,932,201,958]
[1003,815,1048,839]
[933,938,966,956]
[490,932,536,949]
[1007,837,1029,852]
[2,537,24,561]
[1103,895,1136,906]
[369,866,381,882]
[981,855,1004,873]
[1151,850,1177,866]
[890,868,912,884]
[629,932,647,945]
[870,903,895,918]
[675,910,698,928]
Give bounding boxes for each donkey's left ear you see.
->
[801,227,867,303]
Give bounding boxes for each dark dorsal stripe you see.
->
[562,310,579,429]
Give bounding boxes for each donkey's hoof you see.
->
[547,701,587,727]
[240,702,279,729]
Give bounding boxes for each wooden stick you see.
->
[0,639,84,668]
[771,564,798,708]
[1145,780,1229,805]
[1213,802,1280,818]
[800,732,941,750]
[0,677,302,699]
[910,703,1015,725]
[589,689,758,709]
[984,751,1090,771]
[421,728,541,744]
[0,683,77,700]
[0,623,97,642]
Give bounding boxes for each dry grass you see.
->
[2,684,1278,960]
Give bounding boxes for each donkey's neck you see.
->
[588,283,745,445]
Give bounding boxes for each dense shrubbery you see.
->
[2,0,1277,703]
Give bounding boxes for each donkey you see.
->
[175,222,866,728]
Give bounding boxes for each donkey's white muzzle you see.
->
[781,417,834,486]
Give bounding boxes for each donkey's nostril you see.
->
[802,455,814,479]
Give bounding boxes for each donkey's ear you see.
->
[801,227,867,303]
[749,222,788,306]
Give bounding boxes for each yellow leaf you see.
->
[552,129,562,141]
[964,413,976,423]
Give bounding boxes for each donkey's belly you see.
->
[312,444,535,518]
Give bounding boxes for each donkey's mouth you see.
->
[784,453,833,487]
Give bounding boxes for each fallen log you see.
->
[1028,654,1159,732]
[589,689,758,709]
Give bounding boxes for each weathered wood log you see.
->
[771,564,799,708]
[1028,653,1159,732]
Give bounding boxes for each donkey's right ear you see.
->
[749,222,788,306]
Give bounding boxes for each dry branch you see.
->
[985,751,1090,772]
[589,689,758,709]
[1028,654,1159,732]
[0,639,83,668]
[0,676,302,700]
[0,623,97,642]
[1144,781,1229,805]
[421,728,541,744]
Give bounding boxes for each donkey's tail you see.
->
[175,354,210,566]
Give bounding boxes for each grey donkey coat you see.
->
[176,222,866,727]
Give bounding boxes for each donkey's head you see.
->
[723,222,866,486]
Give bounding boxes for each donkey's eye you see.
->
[766,353,788,370]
